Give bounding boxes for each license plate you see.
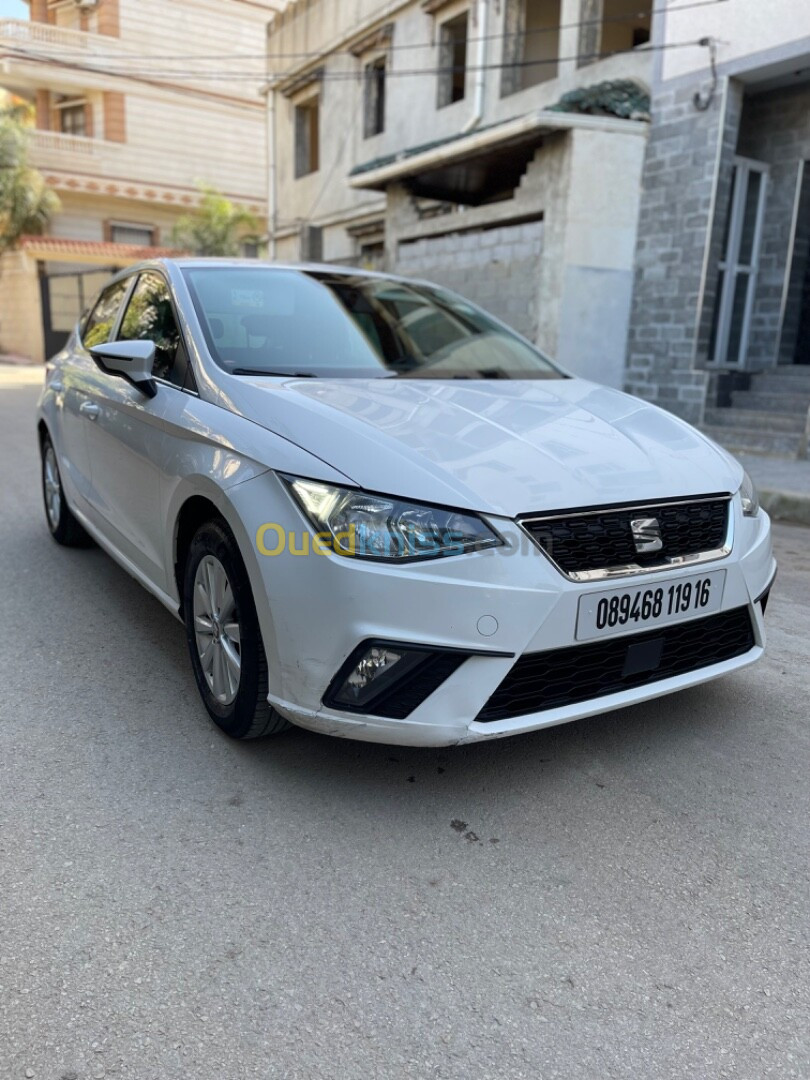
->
[576,569,727,642]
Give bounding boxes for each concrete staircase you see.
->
[702,367,810,458]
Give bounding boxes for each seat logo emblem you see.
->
[630,516,663,554]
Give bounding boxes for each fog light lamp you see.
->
[330,643,432,710]
[346,647,402,694]
[325,640,475,718]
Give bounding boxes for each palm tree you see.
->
[0,105,60,255]
[171,184,261,257]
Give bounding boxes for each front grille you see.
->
[521,496,730,578]
[477,606,754,723]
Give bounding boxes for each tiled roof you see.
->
[349,118,509,178]
[18,235,186,261]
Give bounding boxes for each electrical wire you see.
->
[0,0,729,65]
[1,38,715,84]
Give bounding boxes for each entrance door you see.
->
[710,157,769,366]
[779,160,810,365]
[39,264,118,358]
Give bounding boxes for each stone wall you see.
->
[395,219,545,342]
[626,74,810,420]
[0,251,44,362]
[625,78,743,423]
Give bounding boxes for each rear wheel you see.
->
[41,435,92,547]
[183,520,289,739]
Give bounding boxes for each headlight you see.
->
[283,477,503,561]
[739,470,759,517]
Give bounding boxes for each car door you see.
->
[81,271,190,592]
[57,279,130,510]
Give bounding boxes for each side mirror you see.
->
[89,340,158,398]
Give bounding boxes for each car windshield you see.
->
[181,266,564,380]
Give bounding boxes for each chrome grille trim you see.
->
[518,495,734,582]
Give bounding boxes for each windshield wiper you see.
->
[231,368,316,378]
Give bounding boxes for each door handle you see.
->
[79,400,100,421]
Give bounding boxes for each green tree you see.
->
[0,105,60,255]
[171,184,261,257]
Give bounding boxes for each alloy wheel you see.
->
[43,445,62,530]
[193,554,242,705]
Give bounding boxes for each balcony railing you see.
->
[0,17,110,52]
[29,129,100,157]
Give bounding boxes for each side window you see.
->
[82,280,129,349]
[118,271,190,388]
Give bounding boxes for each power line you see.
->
[1,38,713,84]
[0,0,729,66]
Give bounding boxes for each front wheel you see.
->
[183,520,289,739]
[41,434,92,547]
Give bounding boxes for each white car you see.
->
[37,260,776,747]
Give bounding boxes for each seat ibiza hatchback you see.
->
[37,260,776,746]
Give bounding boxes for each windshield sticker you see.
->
[230,289,266,308]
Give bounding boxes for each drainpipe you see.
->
[463,0,487,133]
[261,79,278,260]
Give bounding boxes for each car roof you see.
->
[115,257,407,284]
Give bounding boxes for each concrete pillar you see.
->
[383,183,420,270]
[558,0,583,80]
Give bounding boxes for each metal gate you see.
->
[38,263,117,357]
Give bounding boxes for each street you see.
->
[0,369,808,1080]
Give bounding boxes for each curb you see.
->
[759,488,810,528]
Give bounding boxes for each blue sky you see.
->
[0,0,28,16]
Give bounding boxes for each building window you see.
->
[109,222,155,247]
[294,95,320,177]
[58,101,88,136]
[437,11,468,108]
[778,163,810,365]
[501,0,561,97]
[364,56,386,138]
[359,240,385,271]
[578,0,651,68]
[600,0,651,52]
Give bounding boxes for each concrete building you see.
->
[266,0,657,388]
[0,0,282,362]
[626,0,810,457]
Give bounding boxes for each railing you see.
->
[0,17,100,52]
[29,129,100,158]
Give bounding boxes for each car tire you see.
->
[41,434,93,547]
[183,519,290,740]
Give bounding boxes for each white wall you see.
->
[661,0,810,83]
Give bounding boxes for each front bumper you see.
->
[230,475,775,747]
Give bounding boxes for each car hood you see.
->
[224,376,741,518]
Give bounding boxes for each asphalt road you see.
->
[1,368,808,1080]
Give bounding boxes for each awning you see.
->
[349,110,647,205]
